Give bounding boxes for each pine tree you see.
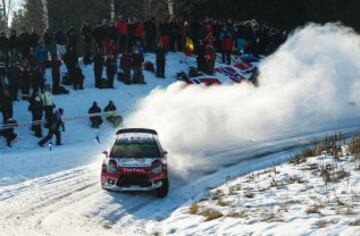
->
[23,0,45,33]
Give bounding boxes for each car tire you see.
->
[156,179,169,198]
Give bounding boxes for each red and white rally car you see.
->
[101,128,169,198]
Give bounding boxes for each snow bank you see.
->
[126,23,360,177]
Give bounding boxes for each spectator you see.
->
[105,54,116,88]
[41,85,55,123]
[39,108,65,147]
[7,60,21,101]
[132,49,145,84]
[20,58,32,99]
[43,28,53,55]
[156,42,166,78]
[50,55,62,94]
[116,16,128,53]
[66,24,78,51]
[73,65,84,90]
[29,28,40,50]
[28,93,43,138]
[143,17,157,52]
[81,21,93,64]
[1,90,13,124]
[93,51,104,88]
[54,27,66,59]
[120,51,132,84]
[3,117,17,147]
[88,102,103,128]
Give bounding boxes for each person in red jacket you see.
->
[134,20,144,45]
[221,32,234,65]
[116,16,128,53]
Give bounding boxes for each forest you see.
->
[2,0,359,33]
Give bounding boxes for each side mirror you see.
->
[163,151,168,156]
[102,151,109,157]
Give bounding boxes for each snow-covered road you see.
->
[1,123,359,236]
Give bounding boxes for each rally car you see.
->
[101,128,169,198]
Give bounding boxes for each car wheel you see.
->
[156,179,169,198]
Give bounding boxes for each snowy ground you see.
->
[155,146,360,236]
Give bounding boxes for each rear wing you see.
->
[116,128,158,136]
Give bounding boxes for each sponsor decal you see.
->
[121,168,148,174]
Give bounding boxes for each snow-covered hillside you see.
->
[153,145,360,236]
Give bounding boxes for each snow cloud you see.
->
[126,23,360,177]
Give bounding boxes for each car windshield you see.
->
[110,139,161,158]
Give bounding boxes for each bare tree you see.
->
[1,0,13,32]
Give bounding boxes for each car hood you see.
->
[115,158,158,168]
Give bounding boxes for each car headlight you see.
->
[107,160,118,174]
[151,161,163,174]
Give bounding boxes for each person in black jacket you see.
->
[29,29,40,50]
[81,22,93,64]
[132,49,144,84]
[88,102,102,128]
[19,27,32,58]
[28,93,43,137]
[106,54,116,88]
[0,32,8,55]
[8,30,19,56]
[93,51,104,88]
[156,43,166,78]
[7,60,20,101]
[54,27,66,59]
[66,24,78,51]
[3,117,17,147]
[43,28,53,55]
[1,90,13,124]
[144,17,157,52]
[120,51,132,84]
[39,108,65,146]
[73,64,84,90]
[32,66,45,96]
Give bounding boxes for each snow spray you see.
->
[125,23,360,177]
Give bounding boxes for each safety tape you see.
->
[0,111,126,131]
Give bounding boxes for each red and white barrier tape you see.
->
[0,111,123,131]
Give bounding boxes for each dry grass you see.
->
[289,175,305,184]
[189,203,200,215]
[201,208,224,221]
[349,136,360,160]
[306,204,323,214]
[320,164,350,184]
[315,219,338,228]
[217,197,232,207]
[211,189,225,201]
[244,191,255,199]
[228,185,241,195]
[227,211,247,218]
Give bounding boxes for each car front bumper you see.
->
[102,179,163,192]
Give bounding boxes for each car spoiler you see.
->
[116,128,158,135]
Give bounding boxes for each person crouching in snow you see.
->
[88,102,103,128]
[39,108,65,147]
[106,54,116,88]
[104,101,122,126]
[132,49,145,84]
[3,118,17,147]
[156,42,166,78]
